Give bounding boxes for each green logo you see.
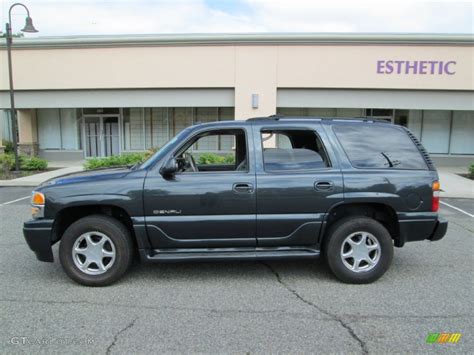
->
[426,333,462,344]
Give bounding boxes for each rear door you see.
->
[252,122,343,247]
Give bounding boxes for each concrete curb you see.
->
[438,167,474,199]
[0,166,84,187]
[0,181,40,187]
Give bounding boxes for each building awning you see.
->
[0,88,235,109]
[277,89,474,111]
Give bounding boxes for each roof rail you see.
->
[361,118,391,124]
[247,115,391,123]
[247,114,284,121]
[320,117,391,123]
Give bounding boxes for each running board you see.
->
[141,246,320,263]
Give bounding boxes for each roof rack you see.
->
[247,115,391,123]
[247,114,284,121]
[361,118,391,124]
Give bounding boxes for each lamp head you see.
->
[21,16,38,33]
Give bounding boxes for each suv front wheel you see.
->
[59,215,134,286]
[324,216,393,284]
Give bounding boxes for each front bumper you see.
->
[23,219,55,262]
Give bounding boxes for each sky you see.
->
[0,0,473,37]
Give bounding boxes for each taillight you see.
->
[432,181,440,212]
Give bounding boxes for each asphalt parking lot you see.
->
[0,186,472,354]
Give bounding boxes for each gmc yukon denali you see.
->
[23,116,448,286]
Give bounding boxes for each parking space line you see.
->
[440,201,474,218]
[0,196,30,207]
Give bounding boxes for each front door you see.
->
[143,126,257,249]
[83,116,120,158]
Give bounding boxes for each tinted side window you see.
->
[260,129,330,171]
[333,124,428,170]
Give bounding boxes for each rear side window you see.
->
[261,129,331,171]
[333,124,428,170]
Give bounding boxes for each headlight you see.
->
[31,191,45,219]
[32,191,45,205]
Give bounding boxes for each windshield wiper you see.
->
[380,152,400,168]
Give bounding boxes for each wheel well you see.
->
[322,203,400,246]
[52,205,135,244]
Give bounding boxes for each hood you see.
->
[39,167,131,187]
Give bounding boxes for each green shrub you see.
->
[0,153,15,171]
[2,140,14,154]
[222,154,236,164]
[469,163,474,179]
[197,153,235,165]
[83,150,234,170]
[20,156,48,171]
[0,154,48,172]
[84,152,151,170]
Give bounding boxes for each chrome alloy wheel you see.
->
[72,232,116,275]
[340,231,381,273]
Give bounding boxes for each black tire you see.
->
[59,215,134,286]
[323,216,393,284]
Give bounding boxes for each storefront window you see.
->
[144,108,169,150]
[1,110,13,141]
[450,111,474,154]
[394,109,408,127]
[32,107,474,156]
[60,109,80,150]
[171,108,193,137]
[194,108,218,151]
[188,107,236,152]
[402,109,474,155]
[219,107,235,151]
[37,109,61,149]
[122,107,235,152]
[122,108,145,151]
[406,110,422,137]
[37,108,81,150]
[420,110,451,154]
[278,107,309,116]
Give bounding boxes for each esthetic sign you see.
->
[376,60,456,75]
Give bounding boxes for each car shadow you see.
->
[122,257,336,284]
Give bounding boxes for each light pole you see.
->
[5,3,38,172]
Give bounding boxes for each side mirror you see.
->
[159,157,178,178]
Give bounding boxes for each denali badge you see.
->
[153,210,182,215]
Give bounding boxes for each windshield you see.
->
[138,127,193,170]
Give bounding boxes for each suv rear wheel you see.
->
[59,215,134,286]
[324,216,393,284]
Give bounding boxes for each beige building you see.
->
[0,33,473,165]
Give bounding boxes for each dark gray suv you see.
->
[24,116,447,286]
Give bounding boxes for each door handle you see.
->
[233,183,254,193]
[314,181,334,191]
